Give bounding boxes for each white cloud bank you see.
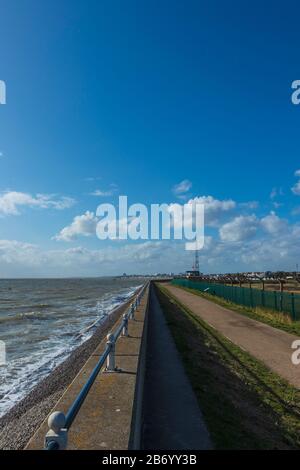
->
[260,211,287,234]
[219,211,288,242]
[0,191,75,215]
[0,239,172,277]
[1,222,300,277]
[53,211,98,241]
[219,215,258,242]
[0,183,298,276]
[189,196,236,226]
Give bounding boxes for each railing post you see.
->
[130,303,135,320]
[45,411,68,450]
[106,333,116,371]
[122,314,128,336]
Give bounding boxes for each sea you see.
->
[0,277,144,417]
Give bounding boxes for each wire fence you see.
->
[172,278,300,321]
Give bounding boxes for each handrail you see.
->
[44,282,148,450]
[65,344,111,429]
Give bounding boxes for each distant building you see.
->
[185,270,200,278]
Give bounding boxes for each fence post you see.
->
[274,291,277,311]
[261,289,265,308]
[279,293,283,312]
[291,293,296,321]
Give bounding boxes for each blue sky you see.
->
[0,0,300,276]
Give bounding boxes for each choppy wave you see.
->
[0,279,143,417]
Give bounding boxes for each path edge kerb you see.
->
[128,282,151,450]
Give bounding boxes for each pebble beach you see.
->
[0,299,131,450]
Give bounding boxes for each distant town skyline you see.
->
[0,1,300,277]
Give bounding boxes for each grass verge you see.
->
[173,284,300,336]
[155,283,300,449]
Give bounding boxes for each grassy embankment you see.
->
[173,284,300,336]
[155,283,300,450]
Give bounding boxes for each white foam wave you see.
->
[0,283,142,417]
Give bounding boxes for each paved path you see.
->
[141,286,212,450]
[163,284,300,389]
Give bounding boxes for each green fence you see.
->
[172,278,300,321]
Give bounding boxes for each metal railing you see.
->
[44,283,148,450]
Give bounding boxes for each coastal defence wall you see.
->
[25,284,150,450]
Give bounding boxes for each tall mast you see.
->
[192,250,199,272]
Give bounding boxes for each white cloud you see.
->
[57,241,166,264]
[188,195,236,227]
[0,191,75,215]
[90,189,116,197]
[234,227,300,270]
[260,211,287,234]
[0,240,41,266]
[53,211,98,242]
[239,201,259,210]
[89,183,118,197]
[0,238,173,276]
[291,180,300,195]
[219,212,287,244]
[219,215,258,242]
[172,179,192,198]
